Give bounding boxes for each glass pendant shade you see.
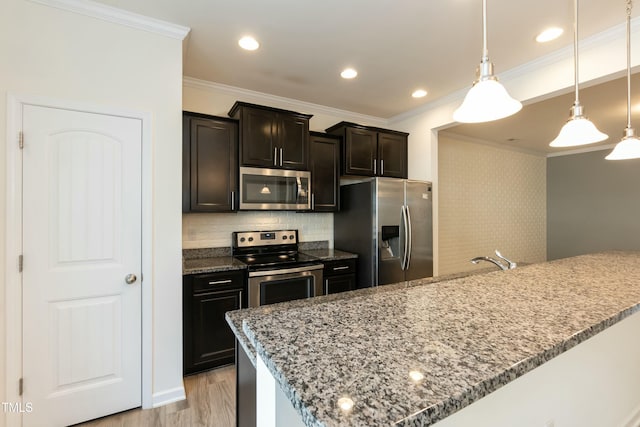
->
[606,1,640,160]
[605,128,640,160]
[453,0,522,124]
[550,0,607,148]
[549,104,608,147]
[453,78,522,123]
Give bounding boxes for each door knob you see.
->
[125,273,137,284]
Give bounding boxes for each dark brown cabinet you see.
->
[182,112,238,212]
[323,259,357,294]
[326,122,408,178]
[309,132,340,212]
[228,102,312,170]
[183,270,246,375]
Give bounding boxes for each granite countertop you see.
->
[182,244,357,275]
[300,248,358,261]
[232,252,640,426]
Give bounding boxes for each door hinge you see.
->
[18,131,24,149]
[18,255,23,273]
[19,378,23,396]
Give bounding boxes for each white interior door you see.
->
[22,104,142,426]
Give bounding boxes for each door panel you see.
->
[405,180,433,280]
[345,128,376,175]
[279,114,308,170]
[376,178,405,285]
[378,132,407,178]
[241,108,277,167]
[22,105,142,426]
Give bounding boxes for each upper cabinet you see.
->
[228,102,312,170]
[309,132,341,212]
[326,122,408,178]
[183,111,238,213]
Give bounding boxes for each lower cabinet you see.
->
[323,259,357,294]
[183,269,247,375]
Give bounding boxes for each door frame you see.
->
[4,93,154,424]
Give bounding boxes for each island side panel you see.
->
[432,311,640,427]
[256,355,305,427]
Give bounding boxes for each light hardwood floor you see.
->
[78,366,236,427]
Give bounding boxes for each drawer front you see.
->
[323,259,356,277]
[192,269,246,294]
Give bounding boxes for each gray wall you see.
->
[547,150,640,260]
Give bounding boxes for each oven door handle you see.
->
[248,264,324,278]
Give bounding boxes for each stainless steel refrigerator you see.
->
[334,178,433,287]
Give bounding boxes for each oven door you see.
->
[239,167,311,210]
[248,264,323,307]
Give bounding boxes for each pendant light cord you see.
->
[482,0,489,61]
[574,0,580,104]
[627,0,633,129]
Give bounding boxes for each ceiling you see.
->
[95,0,630,119]
[92,0,640,154]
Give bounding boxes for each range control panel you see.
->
[233,230,298,248]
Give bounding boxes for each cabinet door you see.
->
[241,108,277,167]
[344,127,377,176]
[324,274,356,295]
[183,270,246,375]
[278,114,309,170]
[310,134,339,212]
[189,288,241,373]
[188,116,238,212]
[377,132,407,178]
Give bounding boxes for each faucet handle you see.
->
[494,250,517,269]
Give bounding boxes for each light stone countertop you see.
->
[230,252,640,426]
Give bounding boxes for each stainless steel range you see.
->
[232,230,323,307]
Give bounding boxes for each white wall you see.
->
[1,0,185,421]
[438,133,547,275]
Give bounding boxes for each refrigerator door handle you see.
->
[405,204,413,270]
[401,205,409,270]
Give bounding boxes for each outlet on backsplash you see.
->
[182,211,334,249]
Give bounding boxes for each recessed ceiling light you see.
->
[536,27,563,43]
[340,68,358,79]
[409,370,425,382]
[238,36,260,51]
[412,89,427,98]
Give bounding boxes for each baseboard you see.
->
[621,402,640,427]
[151,385,186,408]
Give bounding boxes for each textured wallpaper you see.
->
[438,134,547,275]
[182,211,334,249]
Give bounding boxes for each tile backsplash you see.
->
[182,211,334,249]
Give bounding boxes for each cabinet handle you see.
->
[311,193,315,210]
[208,279,232,285]
[239,290,243,309]
[231,191,235,209]
[274,147,278,166]
[324,279,328,295]
[373,158,377,175]
[381,159,384,175]
[333,266,349,271]
[279,148,283,166]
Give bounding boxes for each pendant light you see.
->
[550,0,608,147]
[453,0,522,123]
[606,0,640,160]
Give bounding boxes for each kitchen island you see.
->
[227,252,640,426]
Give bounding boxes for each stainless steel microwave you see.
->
[239,167,311,210]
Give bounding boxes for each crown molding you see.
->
[27,0,190,40]
[183,76,388,128]
[546,143,618,158]
[440,131,547,158]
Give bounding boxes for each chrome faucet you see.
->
[470,250,517,271]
